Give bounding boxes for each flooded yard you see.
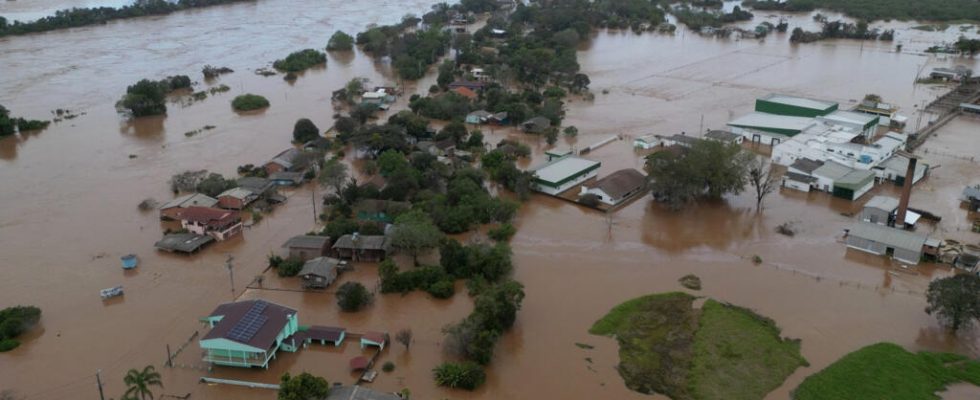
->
[1,1,979,399]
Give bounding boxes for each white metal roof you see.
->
[812,160,853,180]
[760,94,837,111]
[865,196,899,212]
[849,222,928,252]
[531,156,600,184]
[822,110,879,127]
[728,112,815,132]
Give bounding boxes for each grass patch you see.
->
[794,342,980,400]
[689,300,808,400]
[590,293,806,400]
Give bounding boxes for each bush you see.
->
[0,338,19,352]
[277,258,304,277]
[433,362,486,390]
[117,79,167,117]
[327,31,355,51]
[232,94,270,111]
[273,49,327,72]
[336,282,372,312]
[382,361,395,372]
[427,279,456,299]
[268,254,284,268]
[487,223,516,242]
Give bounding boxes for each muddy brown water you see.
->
[1,2,980,399]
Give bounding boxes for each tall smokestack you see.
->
[895,157,917,228]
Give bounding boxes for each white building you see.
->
[770,120,905,170]
[633,134,660,149]
[579,169,647,206]
[530,156,601,196]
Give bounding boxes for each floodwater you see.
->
[1,2,980,400]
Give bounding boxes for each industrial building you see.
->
[530,156,601,196]
[755,93,838,117]
[845,222,929,265]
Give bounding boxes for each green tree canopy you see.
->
[336,282,372,312]
[123,365,163,400]
[925,274,980,332]
[118,79,167,117]
[390,209,444,265]
[293,118,320,143]
[645,140,752,209]
[231,94,270,111]
[327,30,354,51]
[278,372,329,400]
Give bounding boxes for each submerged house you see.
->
[264,148,311,175]
[333,233,389,262]
[154,233,215,254]
[159,193,218,220]
[282,235,331,261]
[217,187,257,210]
[530,156,601,196]
[178,206,243,241]
[811,160,874,200]
[521,116,551,133]
[704,130,743,145]
[199,300,299,368]
[298,257,341,289]
[579,169,647,206]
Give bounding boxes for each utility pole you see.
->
[226,255,235,300]
[96,370,105,400]
[311,162,319,225]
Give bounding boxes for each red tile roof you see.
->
[180,206,240,227]
[452,86,478,100]
[349,356,370,371]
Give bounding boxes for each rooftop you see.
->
[282,235,330,249]
[784,171,818,183]
[790,158,824,174]
[160,193,218,210]
[531,156,601,184]
[203,300,296,351]
[238,177,275,193]
[218,187,254,200]
[864,195,899,212]
[821,110,879,127]
[837,169,875,186]
[269,148,303,169]
[728,112,815,132]
[759,93,838,111]
[178,206,240,226]
[298,257,340,278]
[849,222,928,252]
[154,233,214,253]
[327,386,401,400]
[704,130,740,142]
[812,160,853,180]
[586,169,647,200]
[333,234,388,251]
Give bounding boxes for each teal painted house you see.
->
[199,299,299,368]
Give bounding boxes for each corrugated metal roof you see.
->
[159,193,218,210]
[849,222,928,252]
[864,196,899,212]
[760,94,837,111]
[728,112,815,132]
[531,156,600,184]
[812,160,853,180]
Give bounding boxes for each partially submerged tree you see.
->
[748,157,780,212]
[396,328,413,351]
[327,30,354,51]
[293,118,320,144]
[278,372,329,400]
[336,282,372,312]
[925,274,980,332]
[122,365,163,400]
[389,210,444,265]
[645,140,752,209]
[318,158,349,195]
[117,79,167,117]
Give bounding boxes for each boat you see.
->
[100,285,124,299]
[120,254,139,269]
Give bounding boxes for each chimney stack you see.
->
[895,157,917,228]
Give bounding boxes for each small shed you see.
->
[304,326,346,347]
[845,222,929,265]
[298,257,341,289]
[282,235,331,261]
[860,196,899,225]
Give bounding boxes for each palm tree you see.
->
[123,365,163,400]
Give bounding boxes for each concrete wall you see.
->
[782,178,811,192]
[859,208,890,225]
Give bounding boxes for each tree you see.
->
[123,366,163,400]
[273,49,327,72]
[395,328,413,351]
[390,210,444,265]
[562,126,578,137]
[278,372,329,400]
[231,94,270,111]
[117,79,167,117]
[645,140,751,209]
[195,173,237,197]
[336,282,372,312]
[925,274,980,332]
[293,118,320,143]
[748,157,780,212]
[544,127,559,145]
[318,158,349,195]
[433,362,486,390]
[327,30,354,51]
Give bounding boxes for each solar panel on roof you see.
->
[225,301,271,343]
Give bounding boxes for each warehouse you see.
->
[845,222,929,265]
[530,156,601,196]
[755,94,838,117]
[727,112,815,145]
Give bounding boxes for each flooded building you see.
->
[579,169,647,206]
[873,154,929,186]
[282,235,331,261]
[264,148,309,175]
[860,195,921,228]
[845,222,929,265]
[333,233,389,262]
[158,193,218,220]
[521,116,551,133]
[297,257,341,289]
[217,187,257,210]
[633,134,660,149]
[199,300,299,368]
[153,233,215,254]
[530,156,601,196]
[327,386,401,400]
[755,93,839,118]
[704,130,743,144]
[812,161,875,200]
[178,206,243,241]
[727,112,814,145]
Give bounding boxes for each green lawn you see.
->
[689,300,809,400]
[590,293,806,400]
[794,342,980,400]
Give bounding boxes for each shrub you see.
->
[327,31,354,51]
[268,254,284,268]
[337,282,372,312]
[433,362,486,390]
[382,361,395,372]
[277,258,304,277]
[117,79,167,117]
[427,279,456,299]
[232,94,270,111]
[487,223,516,242]
[0,338,19,352]
[273,49,327,72]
